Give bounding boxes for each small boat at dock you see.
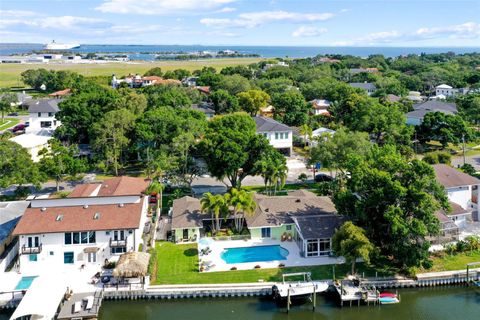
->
[272,272,329,301]
[379,292,400,304]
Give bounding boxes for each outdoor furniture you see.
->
[73,301,81,313]
[84,296,94,310]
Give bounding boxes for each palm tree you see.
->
[268,162,288,196]
[146,180,164,217]
[299,124,312,146]
[201,193,227,235]
[227,188,257,232]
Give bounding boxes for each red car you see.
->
[11,123,27,133]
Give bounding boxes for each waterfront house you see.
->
[310,99,331,116]
[349,82,377,96]
[430,208,460,244]
[170,190,346,257]
[254,116,293,156]
[12,177,150,271]
[433,164,480,226]
[406,100,457,126]
[0,201,30,271]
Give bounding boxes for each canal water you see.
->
[1,286,478,320]
[97,286,480,320]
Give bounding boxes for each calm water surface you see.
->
[97,286,480,320]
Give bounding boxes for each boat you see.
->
[379,292,400,304]
[44,40,80,50]
[272,272,329,301]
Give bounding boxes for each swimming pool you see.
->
[14,276,37,290]
[221,245,289,264]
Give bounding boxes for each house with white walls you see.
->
[254,116,292,156]
[310,99,331,116]
[433,164,480,227]
[12,177,150,272]
[25,99,62,132]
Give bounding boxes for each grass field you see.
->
[425,251,480,272]
[149,242,387,285]
[0,118,20,131]
[0,58,262,88]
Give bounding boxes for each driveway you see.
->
[452,154,480,171]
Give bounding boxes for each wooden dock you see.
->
[333,279,379,307]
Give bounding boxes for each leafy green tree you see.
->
[236,90,270,116]
[417,112,473,147]
[299,123,313,144]
[272,90,309,126]
[20,69,84,92]
[210,89,240,114]
[163,69,191,80]
[457,94,480,124]
[460,163,477,177]
[225,188,256,232]
[0,140,44,188]
[219,74,252,95]
[196,67,224,89]
[334,145,449,270]
[255,147,288,195]
[115,89,148,114]
[256,77,293,96]
[332,222,374,274]
[0,90,17,121]
[92,108,135,176]
[422,151,452,165]
[144,67,163,77]
[141,85,193,108]
[200,113,279,188]
[38,139,87,192]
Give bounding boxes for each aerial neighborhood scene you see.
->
[1,0,480,319]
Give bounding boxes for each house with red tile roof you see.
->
[12,177,151,270]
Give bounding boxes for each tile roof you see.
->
[12,199,145,235]
[171,196,204,229]
[48,88,71,97]
[68,183,101,198]
[96,177,150,196]
[254,116,292,133]
[433,164,480,188]
[246,190,337,228]
[27,99,61,113]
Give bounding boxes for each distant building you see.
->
[191,103,215,119]
[310,99,331,116]
[111,74,181,89]
[405,100,457,126]
[435,84,456,97]
[386,94,401,103]
[25,99,61,132]
[263,61,289,71]
[406,91,425,102]
[349,82,377,96]
[182,76,198,87]
[254,116,292,156]
[48,88,71,99]
[349,67,379,74]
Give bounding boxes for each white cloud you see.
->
[292,26,327,37]
[216,7,236,13]
[0,16,111,30]
[201,10,334,28]
[96,0,236,15]
[0,10,39,17]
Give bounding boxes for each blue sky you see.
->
[0,0,479,46]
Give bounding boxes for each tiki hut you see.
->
[113,252,150,278]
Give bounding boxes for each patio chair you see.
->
[73,301,81,313]
[84,296,94,310]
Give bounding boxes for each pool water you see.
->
[14,276,37,290]
[221,245,289,264]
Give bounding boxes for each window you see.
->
[64,233,72,245]
[286,225,292,231]
[111,247,126,254]
[48,112,53,117]
[49,251,54,256]
[285,132,289,139]
[64,252,74,264]
[29,254,37,262]
[27,236,39,248]
[261,228,271,238]
[275,132,279,140]
[38,112,41,117]
[64,232,96,245]
[306,238,331,257]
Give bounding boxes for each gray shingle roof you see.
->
[254,116,292,133]
[413,100,457,113]
[27,99,61,113]
[433,164,480,188]
[294,215,347,239]
[0,201,30,244]
[246,190,337,228]
[171,196,204,229]
[349,82,377,91]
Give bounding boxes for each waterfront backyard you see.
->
[149,242,386,285]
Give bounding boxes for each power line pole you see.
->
[462,133,466,166]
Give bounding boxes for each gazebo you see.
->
[113,252,150,288]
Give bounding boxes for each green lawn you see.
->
[425,251,480,272]
[0,118,20,131]
[0,58,262,88]
[150,242,387,285]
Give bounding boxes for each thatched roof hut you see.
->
[113,252,150,278]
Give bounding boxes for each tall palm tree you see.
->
[299,124,313,146]
[226,188,257,232]
[270,162,288,196]
[201,193,227,235]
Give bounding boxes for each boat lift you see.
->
[466,262,480,288]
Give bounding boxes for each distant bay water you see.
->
[0,43,479,60]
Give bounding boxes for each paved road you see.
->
[452,154,480,171]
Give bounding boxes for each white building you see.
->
[254,116,292,156]
[349,82,377,96]
[9,130,53,162]
[26,99,61,132]
[12,177,150,271]
[435,84,456,97]
[433,164,480,227]
[310,99,331,116]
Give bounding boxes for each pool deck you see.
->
[198,238,344,272]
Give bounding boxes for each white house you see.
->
[435,84,456,97]
[12,177,150,272]
[310,99,331,116]
[254,116,292,156]
[308,127,335,147]
[26,99,61,132]
[349,82,377,96]
[9,130,53,162]
[112,74,181,89]
[433,164,480,227]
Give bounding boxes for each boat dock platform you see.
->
[333,279,380,307]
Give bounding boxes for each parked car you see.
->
[7,112,18,116]
[11,123,26,133]
[314,173,333,182]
